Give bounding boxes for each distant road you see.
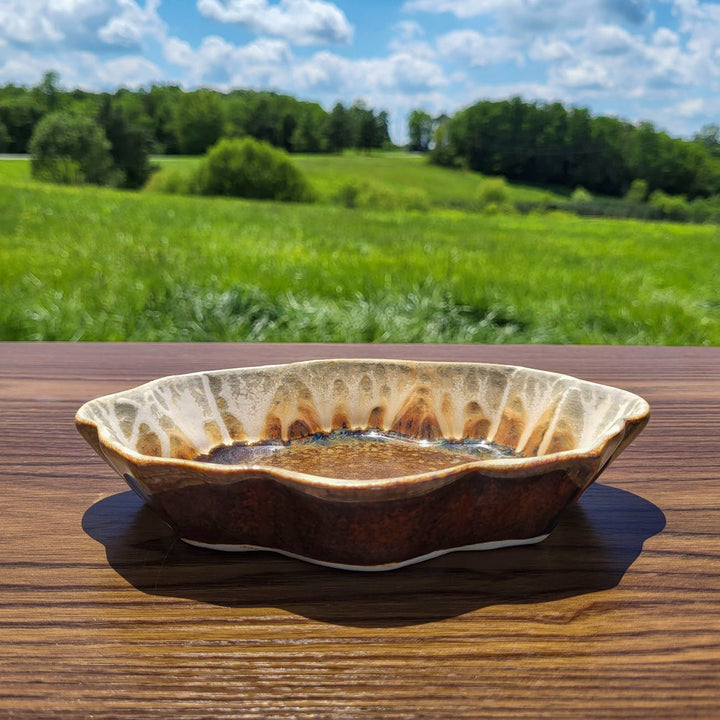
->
[0,154,29,160]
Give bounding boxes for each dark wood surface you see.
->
[1,342,718,719]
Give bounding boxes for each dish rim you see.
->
[75,357,650,493]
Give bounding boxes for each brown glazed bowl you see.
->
[76,359,649,571]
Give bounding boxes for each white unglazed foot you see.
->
[181,534,550,572]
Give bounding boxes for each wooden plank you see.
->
[0,343,719,719]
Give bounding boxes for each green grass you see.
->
[1,156,719,344]
[0,157,32,183]
[152,151,564,208]
[293,152,562,205]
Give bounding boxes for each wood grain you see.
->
[1,343,719,719]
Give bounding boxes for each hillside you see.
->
[155,151,565,208]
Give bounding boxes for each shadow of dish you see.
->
[82,483,665,628]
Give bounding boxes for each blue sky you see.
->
[1,0,720,142]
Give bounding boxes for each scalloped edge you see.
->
[75,359,650,494]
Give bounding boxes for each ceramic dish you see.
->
[76,359,649,571]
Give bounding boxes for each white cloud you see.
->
[96,55,165,86]
[403,0,507,19]
[584,24,637,55]
[290,50,448,96]
[388,53,450,91]
[164,33,449,98]
[532,23,691,99]
[0,0,164,51]
[672,0,720,31]
[528,38,573,62]
[652,93,720,136]
[652,27,680,47]
[164,34,292,87]
[552,59,610,90]
[0,53,61,86]
[436,29,524,66]
[0,49,163,90]
[673,97,705,117]
[393,20,425,42]
[99,0,164,48]
[196,0,353,45]
[401,0,682,106]
[164,37,195,67]
[388,20,437,57]
[670,0,720,84]
[404,0,653,31]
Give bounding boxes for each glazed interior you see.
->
[76,359,648,468]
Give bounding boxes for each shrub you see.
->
[29,111,118,186]
[143,168,192,194]
[36,157,84,184]
[191,138,313,202]
[335,181,429,211]
[625,178,649,203]
[570,186,593,203]
[336,181,362,208]
[477,177,510,205]
[398,187,430,212]
[477,176,515,213]
[481,201,515,215]
[648,190,692,221]
[689,195,720,223]
[561,198,664,220]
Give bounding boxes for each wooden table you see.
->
[1,342,718,719]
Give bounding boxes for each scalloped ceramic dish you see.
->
[76,359,649,571]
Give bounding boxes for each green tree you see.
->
[693,124,720,158]
[173,89,224,154]
[564,107,593,188]
[535,102,567,183]
[33,71,61,113]
[325,102,350,153]
[428,114,458,167]
[291,104,326,152]
[349,101,388,152]
[407,109,433,152]
[0,93,45,152]
[144,84,182,154]
[29,110,116,185]
[587,115,633,195]
[243,94,281,146]
[0,119,9,152]
[375,110,391,148]
[432,97,720,197]
[97,93,153,188]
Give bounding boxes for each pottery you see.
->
[75,359,649,571]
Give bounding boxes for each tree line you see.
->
[0,72,391,162]
[416,97,720,199]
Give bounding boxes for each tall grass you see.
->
[1,158,719,344]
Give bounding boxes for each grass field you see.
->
[1,155,719,344]
[153,151,566,207]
